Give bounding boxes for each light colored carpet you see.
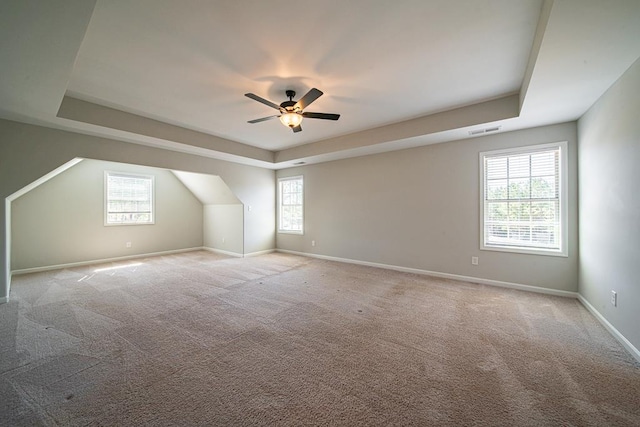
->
[1,250,638,426]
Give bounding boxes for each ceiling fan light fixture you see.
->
[245,88,339,133]
[279,112,303,128]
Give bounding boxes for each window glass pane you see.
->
[532,225,556,246]
[486,179,508,200]
[531,201,557,222]
[508,178,530,199]
[531,176,556,199]
[486,157,507,180]
[508,155,530,178]
[486,202,507,222]
[531,151,557,176]
[508,225,531,243]
[508,202,530,222]
[487,224,508,241]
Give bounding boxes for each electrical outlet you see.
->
[247,205,252,212]
[471,256,479,265]
[222,237,225,244]
[126,242,132,248]
[312,240,316,247]
[611,290,617,307]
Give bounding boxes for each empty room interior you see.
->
[1,0,639,425]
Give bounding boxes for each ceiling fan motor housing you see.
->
[280,100,298,111]
[281,90,299,112]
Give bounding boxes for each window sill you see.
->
[104,222,155,226]
[481,245,567,257]
[278,230,304,235]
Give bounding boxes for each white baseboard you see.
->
[202,247,243,258]
[0,296,8,304]
[245,249,275,257]
[11,247,203,275]
[577,294,640,363]
[276,249,578,298]
[202,247,275,258]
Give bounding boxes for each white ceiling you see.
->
[1,0,639,169]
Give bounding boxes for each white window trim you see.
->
[479,141,568,257]
[104,171,155,226]
[278,175,304,235]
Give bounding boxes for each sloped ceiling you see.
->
[1,0,639,169]
[171,171,241,205]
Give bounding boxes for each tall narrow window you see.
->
[278,176,303,234]
[105,172,154,225]
[480,142,567,256]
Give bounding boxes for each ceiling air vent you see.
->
[469,126,502,136]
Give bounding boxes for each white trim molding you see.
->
[11,246,276,275]
[245,249,276,257]
[202,247,244,258]
[11,247,203,276]
[0,296,8,304]
[276,249,577,298]
[577,295,640,363]
[202,247,275,258]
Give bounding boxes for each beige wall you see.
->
[277,122,579,292]
[203,204,244,255]
[11,159,203,270]
[171,171,245,256]
[0,119,276,301]
[578,58,640,352]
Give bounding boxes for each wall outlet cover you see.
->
[611,290,617,307]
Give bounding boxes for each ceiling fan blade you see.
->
[245,93,282,111]
[294,88,323,110]
[301,112,340,121]
[292,125,302,133]
[248,115,280,124]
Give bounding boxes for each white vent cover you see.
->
[469,126,502,136]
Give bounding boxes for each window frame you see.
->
[104,171,155,226]
[277,175,304,235]
[479,141,568,257]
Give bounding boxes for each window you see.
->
[480,142,567,256]
[278,176,303,234]
[105,172,154,225]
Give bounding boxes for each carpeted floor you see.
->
[1,250,638,426]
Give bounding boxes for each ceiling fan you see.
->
[244,88,340,133]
